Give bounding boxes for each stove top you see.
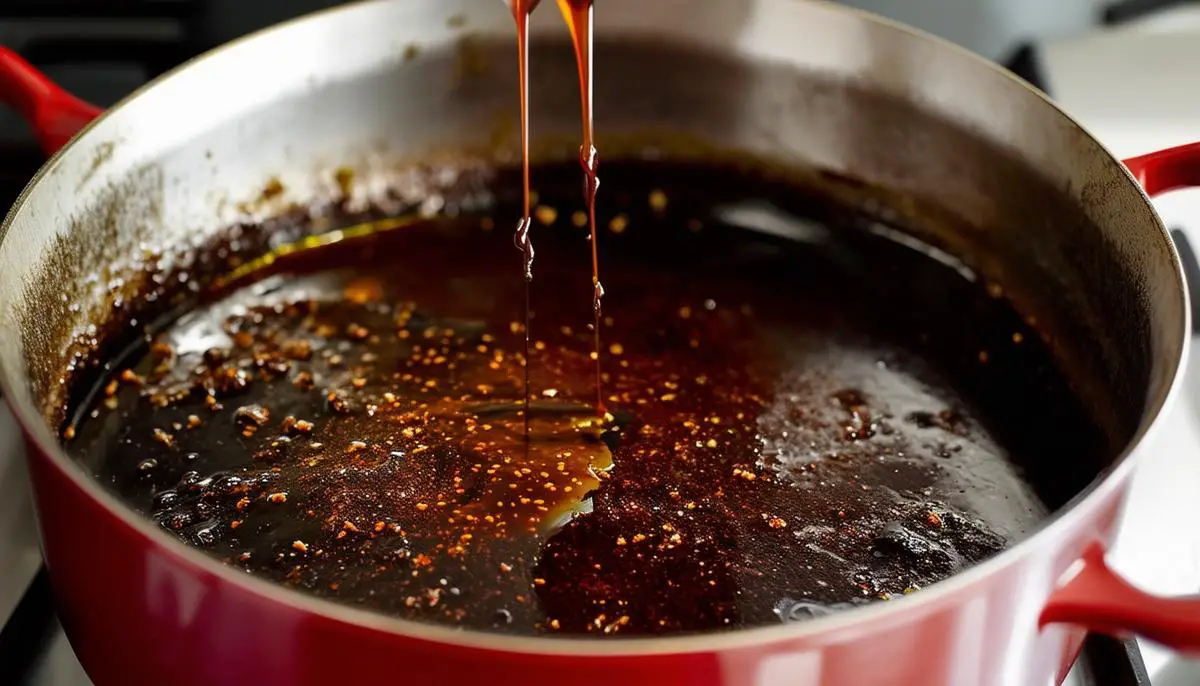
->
[1,2,1198,685]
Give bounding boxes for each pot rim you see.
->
[0,0,1190,658]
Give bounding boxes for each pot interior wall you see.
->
[0,0,1183,511]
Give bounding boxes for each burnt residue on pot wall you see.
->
[16,162,167,429]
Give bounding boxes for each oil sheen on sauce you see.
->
[65,160,1111,637]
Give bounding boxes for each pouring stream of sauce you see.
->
[510,0,540,433]
[513,0,605,422]
[554,0,605,416]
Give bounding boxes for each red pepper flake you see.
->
[236,497,251,511]
[293,371,315,390]
[292,540,309,553]
[926,511,943,528]
[280,416,315,437]
[267,492,288,504]
[344,278,383,304]
[343,520,360,533]
[732,467,756,481]
[203,347,229,366]
[764,514,788,530]
[104,379,120,397]
[118,369,143,386]
[204,394,223,412]
[62,424,76,441]
[186,414,202,429]
[499,562,513,573]
[234,404,270,428]
[152,428,174,447]
[215,365,251,395]
[346,323,370,341]
[326,391,351,414]
[347,440,367,453]
[150,341,175,358]
[280,339,313,361]
[230,520,242,530]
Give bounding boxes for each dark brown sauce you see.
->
[556,0,605,414]
[66,160,1110,636]
[43,0,1119,642]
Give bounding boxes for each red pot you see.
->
[1,2,1199,684]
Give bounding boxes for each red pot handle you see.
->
[1040,543,1200,654]
[0,46,103,156]
[1124,140,1200,197]
[1040,142,1200,653]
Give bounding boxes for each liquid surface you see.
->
[67,161,1109,636]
